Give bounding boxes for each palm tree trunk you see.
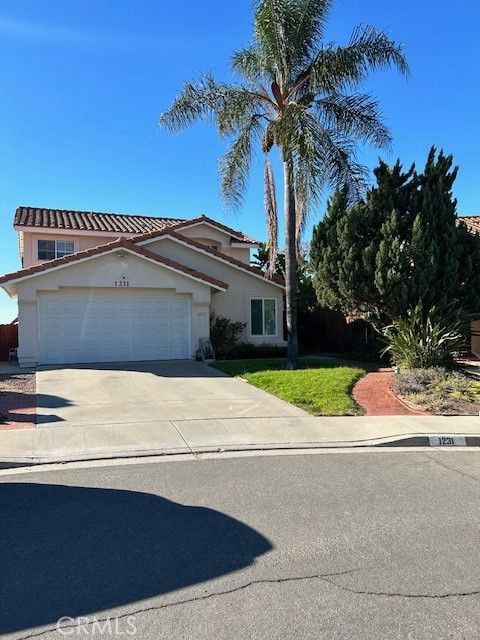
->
[283,151,299,369]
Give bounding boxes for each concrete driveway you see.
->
[4,360,480,464]
[33,360,309,455]
[36,359,306,427]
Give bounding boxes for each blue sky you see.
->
[0,0,479,322]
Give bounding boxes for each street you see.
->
[1,450,480,639]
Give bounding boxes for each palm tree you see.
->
[158,0,408,369]
[251,241,271,271]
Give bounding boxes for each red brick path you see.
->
[353,370,421,416]
[0,373,36,430]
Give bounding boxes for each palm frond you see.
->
[216,88,271,136]
[254,0,290,88]
[293,24,409,96]
[158,73,270,137]
[317,92,392,148]
[294,156,311,257]
[231,46,268,82]
[288,0,334,68]
[279,104,367,199]
[348,24,410,78]
[264,158,278,274]
[219,116,262,209]
[255,0,336,81]
[316,127,368,198]
[158,74,224,132]
[275,104,323,201]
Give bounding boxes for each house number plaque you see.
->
[114,276,130,287]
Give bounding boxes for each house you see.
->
[458,216,480,356]
[458,215,480,235]
[0,206,285,367]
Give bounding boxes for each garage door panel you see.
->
[38,291,191,365]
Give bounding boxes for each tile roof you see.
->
[135,229,284,287]
[14,206,184,234]
[171,215,258,244]
[14,207,259,244]
[458,215,480,234]
[0,238,228,290]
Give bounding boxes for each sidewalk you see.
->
[1,413,480,467]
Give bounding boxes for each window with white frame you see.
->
[250,298,277,336]
[38,240,75,261]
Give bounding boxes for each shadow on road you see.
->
[0,482,272,634]
[0,390,71,425]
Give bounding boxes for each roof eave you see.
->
[137,232,285,290]
[230,241,259,248]
[0,242,229,292]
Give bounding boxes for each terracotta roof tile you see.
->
[14,206,184,234]
[0,238,228,290]
[135,229,284,287]
[172,214,258,244]
[14,207,259,243]
[458,216,480,235]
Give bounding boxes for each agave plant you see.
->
[159,0,408,368]
[381,304,465,369]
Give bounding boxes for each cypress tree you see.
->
[311,147,480,323]
[409,148,460,309]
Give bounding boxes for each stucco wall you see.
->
[14,235,283,366]
[145,238,285,345]
[20,224,253,267]
[16,250,212,366]
[21,231,136,268]
[179,224,252,264]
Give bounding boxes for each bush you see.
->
[381,304,464,369]
[220,342,287,360]
[210,313,246,359]
[332,345,389,365]
[393,368,480,415]
[394,368,469,395]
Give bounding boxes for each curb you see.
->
[0,434,479,470]
[376,434,480,448]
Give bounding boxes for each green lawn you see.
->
[210,358,367,416]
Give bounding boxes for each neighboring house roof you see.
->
[0,238,229,292]
[14,206,184,234]
[458,215,480,234]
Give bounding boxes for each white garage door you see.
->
[38,290,191,365]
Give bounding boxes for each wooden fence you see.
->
[0,324,18,361]
[297,310,376,354]
[471,319,480,354]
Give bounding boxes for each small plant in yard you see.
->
[209,313,246,359]
[393,368,480,415]
[381,304,464,369]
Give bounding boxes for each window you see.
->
[38,240,75,261]
[250,298,277,336]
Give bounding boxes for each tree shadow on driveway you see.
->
[0,390,72,426]
[0,483,272,634]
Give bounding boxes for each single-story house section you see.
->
[0,207,285,366]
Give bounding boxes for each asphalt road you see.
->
[1,450,480,640]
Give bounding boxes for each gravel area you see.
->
[0,372,36,429]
